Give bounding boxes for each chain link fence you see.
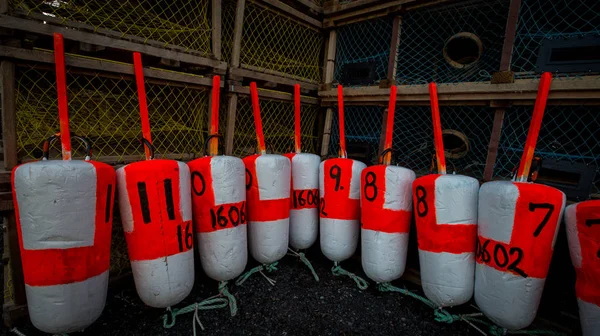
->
[494,105,600,197]
[8,0,212,55]
[511,0,600,79]
[396,0,509,85]
[15,64,209,162]
[232,94,319,157]
[239,1,323,82]
[329,105,494,180]
[334,17,393,86]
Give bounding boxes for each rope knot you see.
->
[331,262,369,290]
[288,248,319,281]
[219,281,238,317]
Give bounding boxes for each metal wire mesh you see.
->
[511,0,600,78]
[221,0,237,63]
[240,1,323,82]
[8,0,212,55]
[15,64,209,162]
[396,0,509,85]
[329,105,494,180]
[232,94,319,157]
[494,105,600,196]
[334,17,393,86]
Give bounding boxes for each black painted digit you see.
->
[415,186,428,217]
[529,203,555,237]
[306,190,314,206]
[177,224,184,252]
[508,247,528,278]
[240,202,247,223]
[298,190,306,206]
[229,206,240,227]
[210,208,217,230]
[329,165,342,191]
[245,168,253,190]
[191,171,206,196]
[494,244,509,268]
[320,197,328,216]
[137,182,151,224]
[105,184,113,223]
[164,179,175,221]
[184,222,193,249]
[480,239,491,263]
[293,190,298,208]
[363,172,377,202]
[217,206,228,227]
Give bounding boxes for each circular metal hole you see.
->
[442,129,470,159]
[443,32,483,69]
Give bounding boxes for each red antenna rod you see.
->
[429,82,446,174]
[133,52,152,160]
[382,85,397,165]
[516,72,552,182]
[53,33,72,160]
[338,85,347,158]
[294,84,301,153]
[209,75,221,156]
[250,82,266,154]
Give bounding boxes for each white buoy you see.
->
[565,199,600,336]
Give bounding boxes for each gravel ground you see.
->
[9,246,486,336]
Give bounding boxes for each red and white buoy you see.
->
[320,85,366,263]
[361,86,415,283]
[11,33,115,334]
[243,83,291,265]
[475,73,566,330]
[565,200,600,336]
[413,83,479,307]
[283,84,320,250]
[188,76,248,282]
[116,52,194,308]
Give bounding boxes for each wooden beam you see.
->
[295,0,323,13]
[386,16,402,85]
[499,0,523,72]
[324,0,383,15]
[256,0,322,28]
[231,66,320,91]
[483,0,523,181]
[1,61,17,170]
[225,94,239,155]
[319,77,600,104]
[230,85,320,105]
[324,30,337,85]
[320,108,334,158]
[0,15,227,70]
[0,46,221,87]
[230,0,246,68]
[3,212,27,309]
[324,1,405,27]
[0,0,8,14]
[240,64,320,85]
[212,0,222,61]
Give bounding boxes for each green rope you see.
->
[331,262,369,290]
[219,281,238,317]
[162,296,229,330]
[235,262,279,286]
[288,248,319,282]
[488,325,566,336]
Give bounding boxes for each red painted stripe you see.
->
[133,52,152,160]
[361,165,411,233]
[320,158,359,221]
[189,157,247,233]
[122,160,193,261]
[414,174,476,254]
[243,155,290,222]
[14,161,116,286]
[476,182,564,279]
[53,33,71,160]
[284,153,319,210]
[574,200,600,306]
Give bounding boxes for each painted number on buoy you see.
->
[415,185,428,217]
[363,172,377,202]
[137,179,176,224]
[586,218,600,258]
[529,203,554,237]
[330,165,342,191]
[177,222,193,252]
[476,237,527,278]
[292,190,319,209]
[210,202,247,230]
